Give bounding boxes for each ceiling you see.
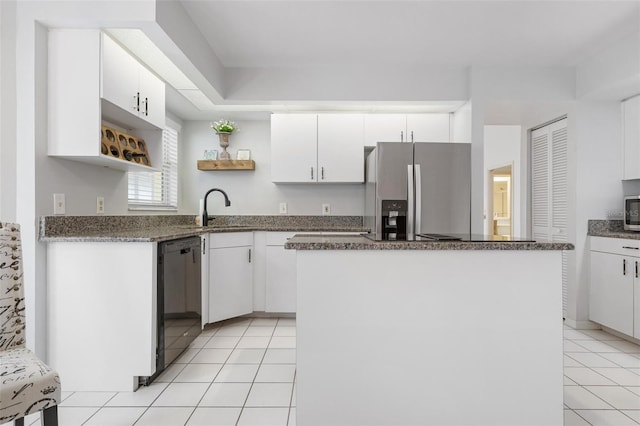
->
[160,0,640,120]
[180,0,639,68]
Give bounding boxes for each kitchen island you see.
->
[286,234,573,426]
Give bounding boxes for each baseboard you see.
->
[564,318,601,330]
[600,325,640,345]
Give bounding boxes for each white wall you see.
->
[576,29,640,101]
[573,101,625,327]
[484,125,521,237]
[0,0,17,221]
[224,65,469,102]
[180,120,365,217]
[452,101,472,143]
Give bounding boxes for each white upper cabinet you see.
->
[317,114,364,183]
[364,114,407,145]
[623,95,640,180]
[137,65,166,129]
[363,113,451,147]
[101,35,165,129]
[406,114,451,143]
[271,114,318,182]
[48,29,164,171]
[101,35,139,118]
[271,114,364,183]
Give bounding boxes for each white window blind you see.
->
[128,121,179,210]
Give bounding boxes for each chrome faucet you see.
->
[203,188,231,226]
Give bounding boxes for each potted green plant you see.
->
[210,119,238,160]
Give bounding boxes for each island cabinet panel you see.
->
[589,236,640,338]
[295,249,564,425]
[208,232,254,323]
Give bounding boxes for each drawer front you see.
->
[590,236,640,257]
[210,232,253,248]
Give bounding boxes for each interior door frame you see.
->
[487,162,513,237]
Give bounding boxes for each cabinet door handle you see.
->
[145,97,149,116]
[134,92,140,112]
[623,259,627,275]
[622,246,639,250]
[248,248,252,263]
[635,261,638,278]
[310,167,314,180]
[321,166,325,180]
[411,130,414,143]
[400,130,404,142]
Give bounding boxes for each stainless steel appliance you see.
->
[624,195,640,231]
[142,236,202,385]
[365,142,471,240]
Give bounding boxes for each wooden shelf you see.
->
[197,160,255,171]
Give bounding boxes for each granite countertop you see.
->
[39,215,367,243]
[588,219,640,240]
[285,234,574,251]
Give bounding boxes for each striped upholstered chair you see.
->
[0,223,60,425]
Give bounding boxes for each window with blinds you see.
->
[128,123,179,210]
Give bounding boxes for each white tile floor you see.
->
[18,319,640,426]
[563,325,640,426]
[22,317,296,426]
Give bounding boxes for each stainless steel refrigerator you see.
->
[364,142,471,240]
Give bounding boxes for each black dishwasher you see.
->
[142,236,202,385]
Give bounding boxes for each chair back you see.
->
[0,222,26,351]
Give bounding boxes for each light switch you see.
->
[97,197,105,214]
[279,202,288,214]
[322,204,331,215]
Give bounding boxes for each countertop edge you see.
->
[284,235,574,251]
[39,226,368,243]
[588,231,640,240]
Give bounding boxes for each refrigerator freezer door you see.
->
[369,142,413,238]
[414,142,471,235]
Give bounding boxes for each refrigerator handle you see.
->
[415,164,422,235]
[407,164,414,239]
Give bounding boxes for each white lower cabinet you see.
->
[590,237,640,338]
[265,233,298,313]
[208,232,254,323]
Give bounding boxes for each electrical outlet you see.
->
[279,202,288,214]
[53,193,65,215]
[322,203,331,215]
[96,197,105,214]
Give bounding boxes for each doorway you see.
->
[488,165,512,239]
